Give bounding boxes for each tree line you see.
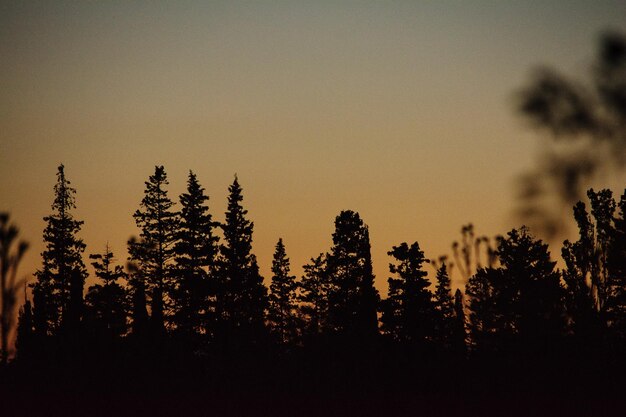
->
[6,163,626,364]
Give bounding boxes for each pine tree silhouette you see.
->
[267,238,298,344]
[129,166,178,334]
[298,253,329,339]
[453,289,467,356]
[85,244,128,338]
[467,227,564,353]
[173,171,218,339]
[381,241,434,344]
[32,164,86,336]
[433,263,455,348]
[326,211,379,341]
[215,176,267,343]
[15,296,34,359]
[126,247,149,336]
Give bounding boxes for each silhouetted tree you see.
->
[215,176,267,342]
[606,189,626,342]
[173,171,218,338]
[326,210,379,341]
[32,164,87,335]
[126,251,149,336]
[562,188,626,346]
[267,238,298,344]
[129,166,178,333]
[298,253,329,338]
[15,297,34,359]
[380,241,434,344]
[467,227,564,353]
[85,244,128,338]
[453,289,467,355]
[0,213,29,363]
[433,263,455,347]
[562,202,599,341]
[465,267,504,352]
[561,189,616,342]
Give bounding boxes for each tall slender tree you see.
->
[16,295,34,359]
[173,171,218,338]
[32,164,87,335]
[453,289,467,355]
[215,176,267,341]
[129,166,178,333]
[433,263,455,347]
[267,238,298,344]
[326,211,379,340]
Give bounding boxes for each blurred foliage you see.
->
[515,30,626,239]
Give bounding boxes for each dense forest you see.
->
[1,28,625,417]
[2,163,626,416]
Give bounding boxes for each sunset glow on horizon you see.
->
[2,1,625,295]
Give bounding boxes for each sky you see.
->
[1,1,625,294]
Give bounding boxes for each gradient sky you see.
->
[2,1,625,294]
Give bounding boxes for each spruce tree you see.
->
[215,176,267,341]
[85,244,128,338]
[267,238,298,344]
[32,164,87,335]
[129,166,178,333]
[380,241,434,344]
[174,171,218,338]
[326,210,379,340]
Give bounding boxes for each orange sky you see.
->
[2,1,625,295]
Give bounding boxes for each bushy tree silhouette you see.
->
[85,244,128,338]
[326,211,379,341]
[563,188,626,345]
[381,241,434,344]
[467,227,564,353]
